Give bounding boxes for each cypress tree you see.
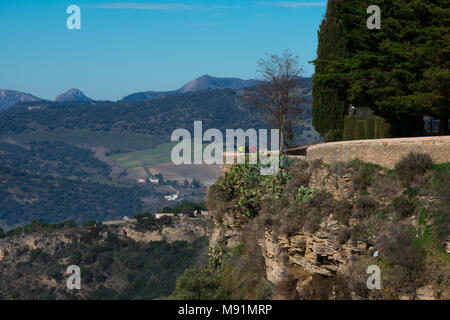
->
[312,0,348,141]
[313,0,449,138]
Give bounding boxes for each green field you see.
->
[109,142,221,169]
[109,142,178,168]
[0,129,168,153]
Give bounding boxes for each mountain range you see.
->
[0,75,313,111]
[121,75,261,102]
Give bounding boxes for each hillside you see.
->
[0,89,266,135]
[0,164,144,230]
[0,85,320,145]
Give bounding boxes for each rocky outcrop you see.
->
[260,216,369,283]
[55,88,93,102]
[120,218,209,243]
[208,162,449,300]
[0,218,209,263]
[209,211,249,249]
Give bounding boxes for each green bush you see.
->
[374,116,390,138]
[169,268,227,300]
[82,220,97,228]
[364,118,375,139]
[343,115,361,140]
[351,159,380,192]
[392,196,416,219]
[353,120,366,140]
[395,152,434,185]
[209,160,288,218]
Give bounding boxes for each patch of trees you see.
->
[313,0,449,140]
[161,201,207,216]
[3,219,76,237]
[0,141,110,179]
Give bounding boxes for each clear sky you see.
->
[0,1,327,101]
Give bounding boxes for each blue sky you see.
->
[0,1,327,101]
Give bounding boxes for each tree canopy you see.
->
[313,0,449,139]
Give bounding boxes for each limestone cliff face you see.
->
[210,211,369,286]
[209,172,368,284]
[208,165,449,300]
[120,218,210,243]
[260,217,369,283]
[0,218,209,263]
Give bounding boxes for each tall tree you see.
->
[312,0,348,141]
[312,0,449,137]
[244,49,308,153]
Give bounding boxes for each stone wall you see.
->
[306,136,450,168]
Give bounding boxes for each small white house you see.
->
[123,216,130,221]
[148,177,159,184]
[137,178,146,184]
[164,193,179,201]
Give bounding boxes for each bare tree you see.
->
[243,49,308,153]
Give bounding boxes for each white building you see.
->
[164,193,179,201]
[148,177,159,184]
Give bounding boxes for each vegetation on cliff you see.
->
[172,153,449,300]
[0,220,208,300]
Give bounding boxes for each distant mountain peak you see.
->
[0,89,43,111]
[55,88,93,103]
[179,75,259,93]
[121,75,261,102]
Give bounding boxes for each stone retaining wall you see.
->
[306,136,450,169]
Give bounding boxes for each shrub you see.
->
[351,160,380,192]
[395,152,434,185]
[353,120,366,140]
[376,223,426,299]
[353,196,377,218]
[392,196,416,219]
[297,275,352,300]
[374,116,390,138]
[343,115,361,140]
[169,268,226,300]
[296,186,316,203]
[338,226,352,244]
[364,118,375,139]
[82,220,96,228]
[323,129,342,142]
